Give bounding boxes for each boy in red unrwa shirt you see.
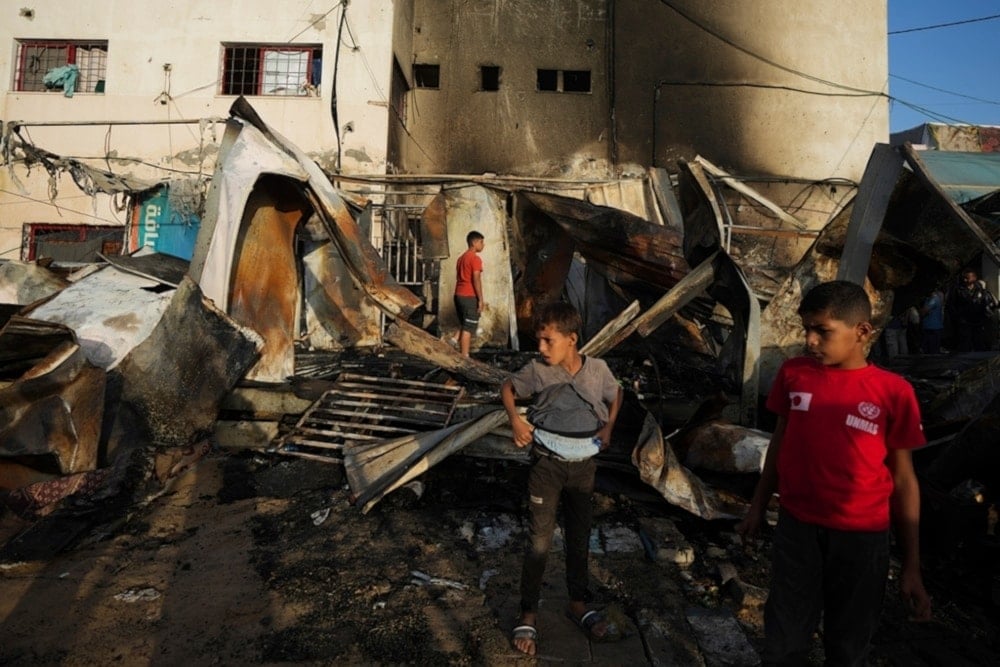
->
[738,280,932,666]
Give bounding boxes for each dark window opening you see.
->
[14,40,108,93]
[480,65,500,91]
[537,68,592,94]
[563,70,591,93]
[22,224,124,262]
[413,64,440,89]
[221,44,321,96]
[537,69,558,91]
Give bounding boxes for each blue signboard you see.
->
[135,185,200,260]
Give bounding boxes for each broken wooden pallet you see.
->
[273,373,464,463]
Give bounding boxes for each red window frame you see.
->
[14,39,108,93]
[220,44,321,96]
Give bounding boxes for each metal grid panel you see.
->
[275,373,464,462]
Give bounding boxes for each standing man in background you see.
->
[454,231,485,357]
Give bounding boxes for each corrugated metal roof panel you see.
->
[915,150,1000,204]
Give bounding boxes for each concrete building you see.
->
[2,0,889,266]
[0,0,395,261]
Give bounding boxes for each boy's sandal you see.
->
[566,609,621,642]
[511,624,537,654]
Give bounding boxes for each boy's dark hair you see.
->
[466,230,484,246]
[533,301,581,338]
[797,280,871,324]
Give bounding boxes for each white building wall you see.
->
[0,0,395,260]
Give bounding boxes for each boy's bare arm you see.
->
[501,379,533,447]
[887,448,933,621]
[473,270,484,312]
[736,416,786,541]
[595,387,623,451]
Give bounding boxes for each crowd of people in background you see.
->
[879,266,998,359]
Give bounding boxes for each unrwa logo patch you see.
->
[858,402,881,420]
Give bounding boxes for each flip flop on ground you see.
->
[511,624,537,655]
[565,609,621,642]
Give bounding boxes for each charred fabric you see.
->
[1,99,998,579]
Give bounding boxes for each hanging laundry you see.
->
[42,64,79,97]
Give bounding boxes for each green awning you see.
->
[914,150,1000,205]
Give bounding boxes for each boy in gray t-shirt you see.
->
[501,302,623,656]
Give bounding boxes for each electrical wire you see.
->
[658,0,880,96]
[890,74,1000,108]
[889,13,1000,35]
[0,187,125,225]
[657,1,984,129]
[287,1,344,43]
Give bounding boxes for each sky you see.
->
[887,1,1000,133]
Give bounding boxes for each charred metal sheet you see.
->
[650,167,685,231]
[189,100,421,380]
[585,179,660,224]
[275,373,464,462]
[0,342,105,476]
[836,144,905,285]
[681,422,769,474]
[302,232,383,350]
[923,392,1000,496]
[0,316,76,379]
[228,97,422,319]
[510,193,577,332]
[677,163,761,425]
[383,319,510,385]
[345,409,508,514]
[435,186,517,349]
[901,144,1000,265]
[100,252,190,287]
[23,264,175,371]
[924,354,1000,429]
[631,410,743,520]
[0,260,69,305]
[105,276,262,453]
[229,175,306,380]
[420,192,450,259]
[518,191,689,290]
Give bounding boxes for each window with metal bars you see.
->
[221,44,322,96]
[14,40,108,93]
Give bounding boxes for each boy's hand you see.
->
[595,425,613,451]
[899,567,932,622]
[735,506,765,543]
[511,418,534,448]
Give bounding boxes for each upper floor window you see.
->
[14,40,108,93]
[221,44,322,96]
[480,65,500,91]
[537,68,591,93]
[413,64,440,89]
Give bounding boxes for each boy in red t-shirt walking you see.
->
[738,280,932,665]
[453,230,485,357]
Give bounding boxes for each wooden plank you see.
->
[384,319,510,385]
[580,300,641,357]
[275,449,343,463]
[635,252,717,337]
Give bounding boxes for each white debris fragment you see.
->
[114,587,161,603]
